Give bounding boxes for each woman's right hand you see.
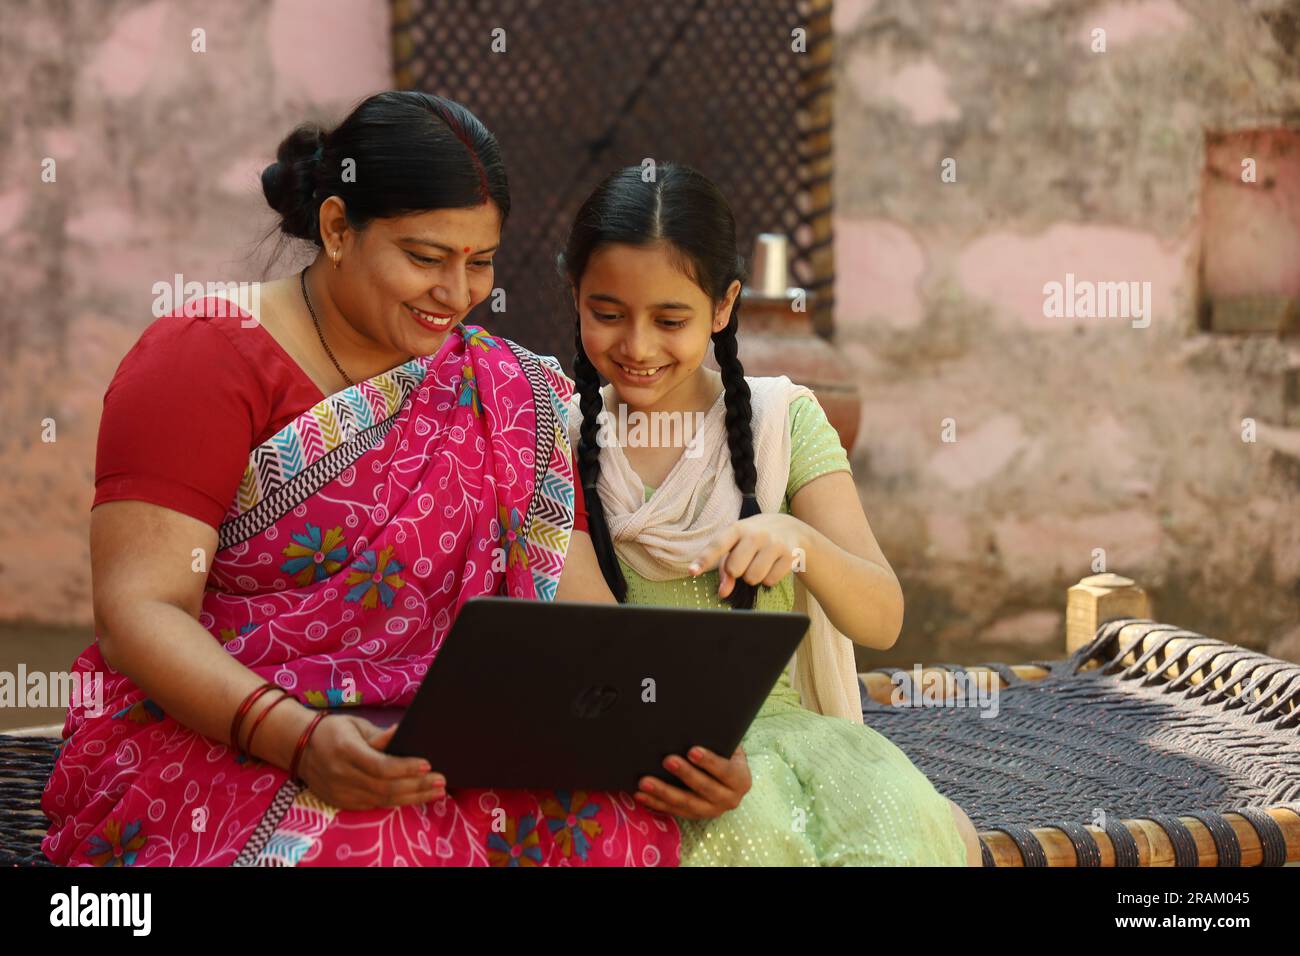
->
[296,715,446,810]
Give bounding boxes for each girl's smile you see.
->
[612,361,671,386]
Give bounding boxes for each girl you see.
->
[563,163,981,866]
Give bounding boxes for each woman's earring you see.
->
[332,249,340,270]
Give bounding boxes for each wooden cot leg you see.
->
[1066,572,1152,655]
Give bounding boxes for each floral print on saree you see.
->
[41,325,679,867]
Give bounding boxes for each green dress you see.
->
[620,396,969,866]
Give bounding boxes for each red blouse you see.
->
[93,298,588,534]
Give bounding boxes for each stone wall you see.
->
[0,0,392,625]
[1,0,1296,673]
[832,0,1300,668]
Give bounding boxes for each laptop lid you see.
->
[383,597,808,791]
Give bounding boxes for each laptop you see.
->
[360,597,808,791]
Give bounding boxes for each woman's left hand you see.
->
[689,512,807,599]
[635,745,751,820]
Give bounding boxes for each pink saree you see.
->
[41,324,681,866]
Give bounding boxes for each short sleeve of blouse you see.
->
[93,315,265,530]
[96,314,590,534]
[786,394,851,500]
[572,478,588,533]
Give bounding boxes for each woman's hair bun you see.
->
[260,123,328,242]
[256,92,510,264]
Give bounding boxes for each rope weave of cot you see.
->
[862,618,1300,867]
[5,619,1299,866]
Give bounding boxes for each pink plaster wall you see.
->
[2,0,1298,675]
[833,0,1300,666]
[0,0,392,625]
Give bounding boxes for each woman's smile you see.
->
[405,302,457,330]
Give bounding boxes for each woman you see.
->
[41,92,747,866]
[563,164,982,865]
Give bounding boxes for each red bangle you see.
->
[289,711,330,782]
[241,690,292,758]
[230,682,278,750]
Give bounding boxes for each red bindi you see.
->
[463,246,471,253]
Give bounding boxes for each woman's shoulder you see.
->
[476,328,574,395]
[94,300,281,530]
[102,297,317,446]
[110,301,262,393]
[124,298,261,361]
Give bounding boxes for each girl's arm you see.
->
[786,471,904,650]
[689,473,904,650]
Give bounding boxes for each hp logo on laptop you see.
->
[572,684,619,719]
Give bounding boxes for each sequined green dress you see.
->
[620,396,968,866]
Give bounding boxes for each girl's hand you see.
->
[689,513,807,599]
[634,745,750,820]
[297,715,446,811]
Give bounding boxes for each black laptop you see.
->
[365,597,807,791]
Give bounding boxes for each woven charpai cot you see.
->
[4,575,1298,865]
[860,612,1300,866]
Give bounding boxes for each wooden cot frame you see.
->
[856,573,1300,867]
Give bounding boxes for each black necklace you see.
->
[300,266,354,388]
